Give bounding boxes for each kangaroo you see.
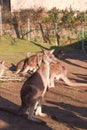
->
[21,53,42,75]
[49,61,87,88]
[15,52,31,74]
[0,61,7,77]
[15,53,42,75]
[0,49,55,123]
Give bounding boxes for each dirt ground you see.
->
[0,50,87,130]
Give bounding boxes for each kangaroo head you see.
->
[0,60,7,77]
[0,61,7,69]
[26,52,31,58]
[41,48,55,63]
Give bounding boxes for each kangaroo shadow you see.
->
[0,96,52,130]
[9,63,17,71]
[51,40,87,69]
[44,100,87,130]
[0,96,87,130]
[69,73,87,84]
[63,58,87,69]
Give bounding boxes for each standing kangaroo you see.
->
[0,49,55,123]
[19,48,55,123]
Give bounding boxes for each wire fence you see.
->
[1,20,87,49]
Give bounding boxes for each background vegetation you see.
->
[0,7,87,66]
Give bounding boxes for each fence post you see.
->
[28,18,30,41]
[55,23,58,46]
[82,26,85,51]
[0,0,3,36]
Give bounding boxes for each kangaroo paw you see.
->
[28,116,46,124]
[49,86,55,88]
[35,112,47,117]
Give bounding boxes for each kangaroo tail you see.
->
[61,74,87,87]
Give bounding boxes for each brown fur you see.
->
[15,58,29,74]
[21,53,42,75]
[16,53,42,75]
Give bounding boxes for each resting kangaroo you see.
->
[15,52,31,74]
[16,53,42,75]
[0,49,55,123]
[49,61,87,88]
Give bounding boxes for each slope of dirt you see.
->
[0,50,87,130]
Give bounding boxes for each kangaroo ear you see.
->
[50,49,55,54]
[26,52,31,58]
[41,47,44,52]
[36,53,42,67]
[41,48,54,54]
[40,47,47,53]
[1,60,5,65]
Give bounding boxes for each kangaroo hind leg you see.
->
[35,98,47,117]
[18,103,28,116]
[28,100,45,123]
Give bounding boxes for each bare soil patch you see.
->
[0,50,87,130]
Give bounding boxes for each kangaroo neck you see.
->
[38,60,50,97]
[38,61,50,80]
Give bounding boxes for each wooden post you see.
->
[0,0,3,36]
[55,23,58,46]
[28,18,30,41]
[82,27,85,51]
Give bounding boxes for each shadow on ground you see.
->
[45,100,87,130]
[0,95,87,130]
[0,96,52,130]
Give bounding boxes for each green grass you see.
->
[0,36,86,65]
[0,36,52,65]
[0,36,52,53]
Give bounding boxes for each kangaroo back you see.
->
[15,52,31,74]
[16,53,42,75]
[22,53,42,75]
[15,58,28,74]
